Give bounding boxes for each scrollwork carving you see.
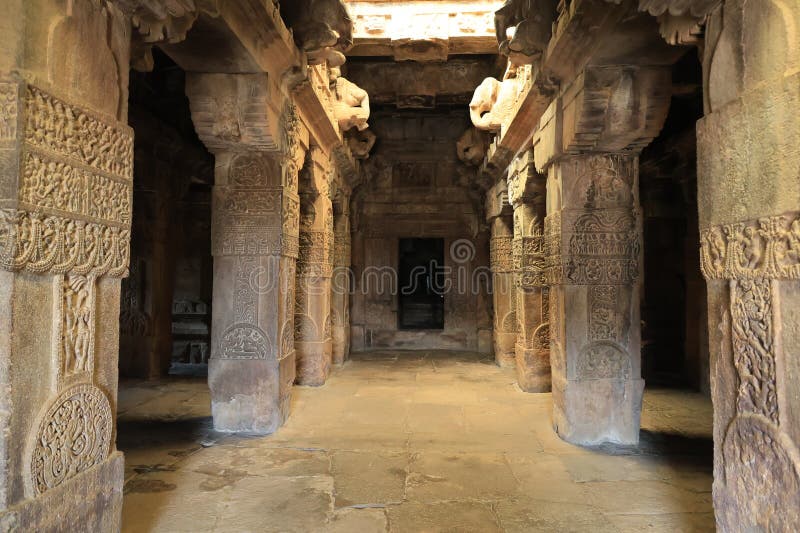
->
[218,324,271,360]
[28,383,112,496]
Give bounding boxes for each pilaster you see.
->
[507,151,551,392]
[295,148,335,385]
[486,181,516,368]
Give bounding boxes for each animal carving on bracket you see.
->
[495,0,558,66]
[469,64,523,132]
[280,0,354,67]
[331,68,371,133]
[346,128,376,159]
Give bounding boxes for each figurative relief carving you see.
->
[25,85,133,180]
[514,234,546,288]
[563,210,640,285]
[701,213,800,280]
[0,82,19,140]
[494,0,558,65]
[469,65,524,132]
[29,383,112,496]
[58,274,96,379]
[576,341,630,380]
[730,279,778,423]
[219,324,271,360]
[21,153,132,225]
[331,69,370,133]
[0,84,132,277]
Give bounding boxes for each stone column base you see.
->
[552,375,644,445]
[0,452,123,531]
[515,345,551,392]
[494,331,517,368]
[209,357,294,433]
[296,340,332,386]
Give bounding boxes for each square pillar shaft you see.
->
[0,36,131,530]
[545,153,644,444]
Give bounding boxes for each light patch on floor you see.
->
[119,351,714,532]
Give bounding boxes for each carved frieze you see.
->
[701,212,800,281]
[490,235,514,273]
[297,230,334,277]
[28,383,112,496]
[513,235,546,287]
[0,210,130,277]
[0,82,133,277]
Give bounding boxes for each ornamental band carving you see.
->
[28,383,112,496]
[701,212,800,280]
[0,82,133,277]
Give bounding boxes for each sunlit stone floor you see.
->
[119,351,715,532]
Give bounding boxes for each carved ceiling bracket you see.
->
[635,0,723,45]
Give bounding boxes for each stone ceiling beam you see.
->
[345,58,499,108]
[345,0,504,61]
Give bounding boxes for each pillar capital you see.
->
[532,65,672,173]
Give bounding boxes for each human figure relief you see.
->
[63,274,92,375]
[469,64,522,132]
[331,68,370,132]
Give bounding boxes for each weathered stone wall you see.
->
[350,111,492,352]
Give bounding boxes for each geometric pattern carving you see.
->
[701,212,800,281]
[28,383,112,496]
[490,235,514,273]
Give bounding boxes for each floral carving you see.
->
[29,384,112,496]
[730,279,778,423]
[491,235,514,273]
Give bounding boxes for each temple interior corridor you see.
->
[2,0,798,530]
[119,351,714,532]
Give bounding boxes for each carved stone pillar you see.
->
[0,2,132,526]
[534,66,671,444]
[295,149,334,385]
[487,182,516,368]
[697,3,800,529]
[186,74,306,433]
[508,151,550,392]
[331,196,351,365]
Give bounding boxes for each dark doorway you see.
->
[398,238,445,330]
